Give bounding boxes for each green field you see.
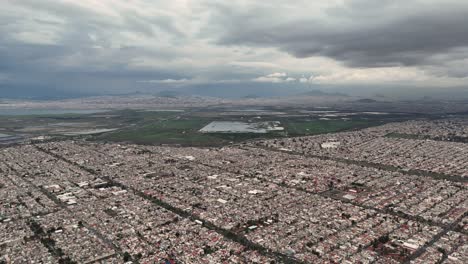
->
[0,108,408,146]
[96,117,285,145]
[98,118,215,145]
[97,116,383,146]
[285,119,381,136]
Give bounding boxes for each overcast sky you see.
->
[1,0,468,97]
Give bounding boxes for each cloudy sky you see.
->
[1,0,468,97]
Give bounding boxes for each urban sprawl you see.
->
[1,119,467,263]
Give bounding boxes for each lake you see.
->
[200,121,284,134]
[0,109,108,116]
[0,133,11,138]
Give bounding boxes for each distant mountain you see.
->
[185,83,312,98]
[242,94,261,99]
[299,90,349,97]
[355,98,379,103]
[157,90,183,98]
[421,96,434,101]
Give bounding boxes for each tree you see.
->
[123,252,132,262]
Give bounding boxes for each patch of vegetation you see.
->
[1,108,414,146]
[385,132,421,140]
[97,118,219,145]
[97,117,379,146]
[385,132,468,143]
[284,119,380,136]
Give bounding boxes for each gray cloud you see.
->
[0,0,467,98]
[211,1,468,68]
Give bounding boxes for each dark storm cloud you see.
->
[0,0,192,95]
[212,1,468,68]
[0,43,70,71]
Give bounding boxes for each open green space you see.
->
[96,114,385,146]
[1,108,415,146]
[284,119,382,136]
[0,109,182,137]
[95,117,284,146]
[385,132,468,143]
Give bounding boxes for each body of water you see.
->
[200,121,283,133]
[61,128,118,136]
[0,109,108,116]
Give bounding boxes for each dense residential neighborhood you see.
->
[0,119,467,263]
